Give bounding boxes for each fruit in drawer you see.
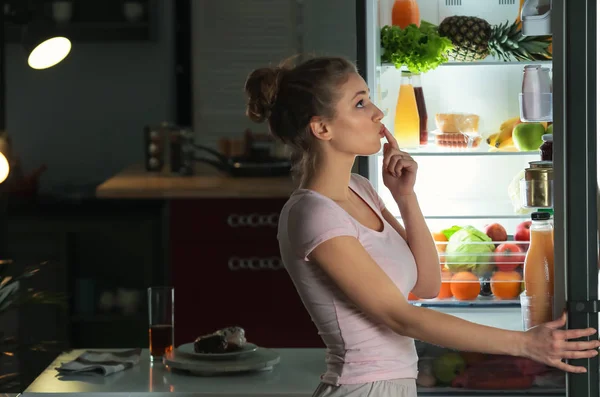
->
[514,220,532,242]
[437,269,453,299]
[433,352,466,384]
[450,271,480,301]
[408,292,420,301]
[432,231,448,263]
[512,122,546,151]
[483,223,507,244]
[444,226,495,275]
[494,243,525,272]
[490,270,522,299]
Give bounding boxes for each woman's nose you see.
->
[373,105,384,122]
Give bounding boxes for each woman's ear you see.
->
[309,116,332,141]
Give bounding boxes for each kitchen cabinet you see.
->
[170,198,323,348]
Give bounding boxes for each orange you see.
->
[450,271,480,301]
[432,231,448,263]
[408,292,420,301]
[490,270,522,300]
[437,269,453,299]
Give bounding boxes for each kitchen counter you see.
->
[22,349,565,397]
[95,164,296,199]
[23,348,324,397]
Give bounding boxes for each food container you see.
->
[539,134,553,161]
[521,161,553,208]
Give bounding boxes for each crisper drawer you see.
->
[171,242,322,348]
[169,198,287,244]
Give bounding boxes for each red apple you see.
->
[514,220,532,242]
[494,243,525,272]
[484,223,508,243]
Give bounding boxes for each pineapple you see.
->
[438,16,552,62]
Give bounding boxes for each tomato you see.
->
[494,243,525,272]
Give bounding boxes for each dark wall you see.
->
[5,0,176,191]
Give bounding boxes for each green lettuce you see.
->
[380,21,454,73]
[443,226,495,276]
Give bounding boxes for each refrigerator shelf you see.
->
[380,60,552,71]
[374,145,539,156]
[411,296,521,307]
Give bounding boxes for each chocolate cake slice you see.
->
[193,326,247,353]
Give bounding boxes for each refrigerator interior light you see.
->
[520,0,552,36]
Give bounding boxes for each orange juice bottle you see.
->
[391,0,420,29]
[523,212,554,327]
[394,71,420,149]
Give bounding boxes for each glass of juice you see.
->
[148,286,174,362]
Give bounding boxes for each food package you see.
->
[435,113,480,134]
[434,113,481,149]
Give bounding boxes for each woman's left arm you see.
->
[382,196,441,298]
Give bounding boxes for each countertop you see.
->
[23,348,323,397]
[21,348,565,397]
[95,164,296,199]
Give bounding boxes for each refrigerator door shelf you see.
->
[521,0,553,36]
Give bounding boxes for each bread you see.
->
[435,113,480,134]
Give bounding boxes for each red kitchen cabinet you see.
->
[170,198,323,348]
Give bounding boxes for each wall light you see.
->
[0,151,8,184]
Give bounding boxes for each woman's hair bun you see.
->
[244,67,286,123]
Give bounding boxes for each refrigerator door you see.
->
[553,0,599,395]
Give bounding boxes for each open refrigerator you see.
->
[357,0,598,395]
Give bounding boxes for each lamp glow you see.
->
[0,151,9,184]
[27,37,71,70]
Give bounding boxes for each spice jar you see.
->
[539,134,553,161]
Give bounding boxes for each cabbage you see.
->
[444,226,495,275]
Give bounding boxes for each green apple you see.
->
[546,124,553,134]
[513,122,546,151]
[433,352,466,384]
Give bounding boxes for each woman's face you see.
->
[325,72,385,156]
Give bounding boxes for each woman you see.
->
[244,56,599,397]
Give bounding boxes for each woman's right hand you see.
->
[521,312,600,373]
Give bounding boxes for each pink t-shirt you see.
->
[277,173,419,385]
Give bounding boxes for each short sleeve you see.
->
[286,194,359,261]
[351,174,386,211]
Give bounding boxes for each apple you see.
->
[513,122,545,151]
[484,223,507,244]
[514,220,532,242]
[494,243,525,272]
[433,352,466,384]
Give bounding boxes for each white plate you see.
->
[176,342,258,359]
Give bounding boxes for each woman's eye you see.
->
[356,99,365,108]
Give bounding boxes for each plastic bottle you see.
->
[522,212,554,328]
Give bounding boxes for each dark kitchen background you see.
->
[0,0,357,391]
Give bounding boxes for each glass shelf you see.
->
[411,296,520,308]
[373,142,540,156]
[380,60,552,71]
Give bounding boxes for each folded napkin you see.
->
[55,349,142,376]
